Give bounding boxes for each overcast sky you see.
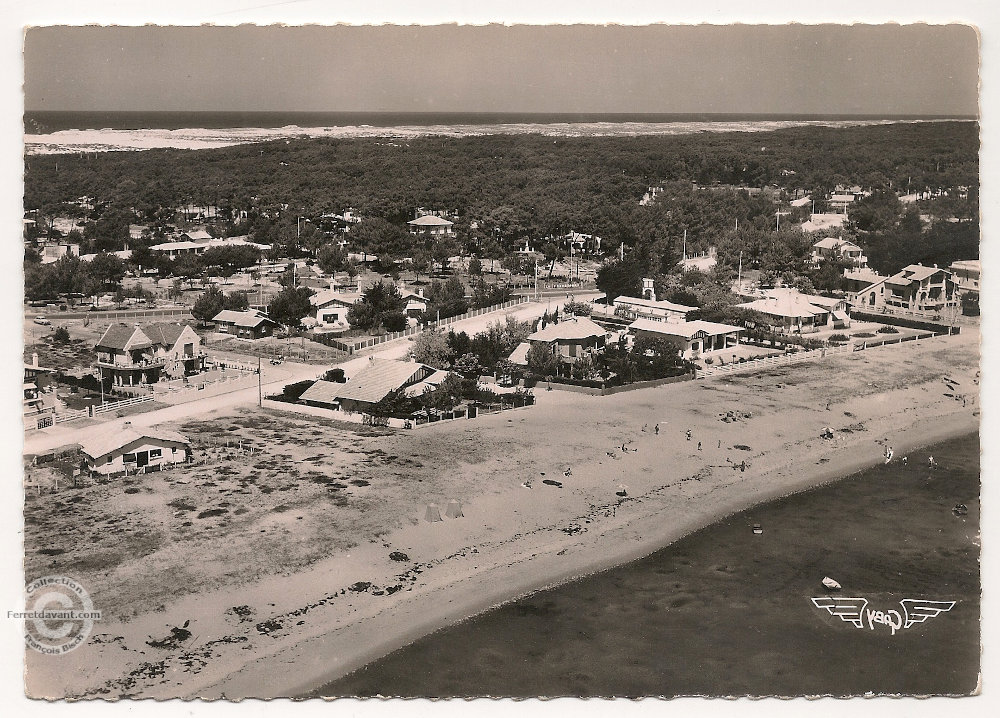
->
[24,23,979,115]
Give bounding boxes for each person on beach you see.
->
[929,456,937,468]
[642,424,647,432]
[885,446,894,463]
[826,401,831,411]
[654,424,660,435]
[697,441,702,451]
[686,429,692,441]
[902,456,908,466]
[718,439,722,449]
[564,466,572,476]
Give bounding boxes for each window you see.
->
[123,453,136,463]
[149,449,162,459]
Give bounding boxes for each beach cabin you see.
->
[81,428,190,476]
[628,318,743,360]
[736,294,827,334]
[212,309,280,339]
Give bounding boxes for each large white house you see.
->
[81,428,191,475]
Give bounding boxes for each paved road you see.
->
[23,295,598,455]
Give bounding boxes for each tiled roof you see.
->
[407,215,454,227]
[213,310,278,327]
[630,318,743,339]
[614,295,697,314]
[142,323,191,347]
[300,359,431,405]
[528,317,608,342]
[81,428,190,461]
[95,324,151,351]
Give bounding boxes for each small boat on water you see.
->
[822,576,842,591]
[752,523,763,534]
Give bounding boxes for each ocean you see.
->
[315,431,980,698]
[22,111,976,155]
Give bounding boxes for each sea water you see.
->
[317,432,980,697]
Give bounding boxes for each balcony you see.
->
[96,356,167,370]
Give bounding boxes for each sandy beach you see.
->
[23,325,979,699]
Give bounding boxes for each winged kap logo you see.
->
[811,597,956,635]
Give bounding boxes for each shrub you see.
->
[853,331,876,338]
[282,380,315,401]
[704,356,714,365]
[828,333,849,343]
[322,368,346,382]
[876,325,900,334]
[52,326,71,343]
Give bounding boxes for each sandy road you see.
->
[22,297,571,456]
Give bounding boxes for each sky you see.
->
[23,23,980,115]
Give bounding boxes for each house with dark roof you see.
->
[299,358,436,413]
[95,322,205,388]
[212,310,280,340]
[81,428,190,475]
[508,317,609,371]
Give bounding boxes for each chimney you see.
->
[32,352,38,367]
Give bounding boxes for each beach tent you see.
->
[424,503,443,522]
[445,500,464,519]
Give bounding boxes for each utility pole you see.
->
[257,353,262,407]
[682,229,687,261]
[737,251,743,294]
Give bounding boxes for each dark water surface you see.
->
[316,432,980,698]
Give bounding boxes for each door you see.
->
[135,451,149,468]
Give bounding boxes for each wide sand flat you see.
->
[24,327,979,699]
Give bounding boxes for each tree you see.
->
[541,241,567,278]
[468,257,483,276]
[422,276,468,321]
[268,286,314,329]
[192,286,225,324]
[87,252,126,289]
[346,280,407,333]
[351,217,408,264]
[168,278,184,301]
[596,255,645,301]
[317,243,347,277]
[172,254,204,289]
[526,342,561,377]
[223,290,250,311]
[410,329,453,367]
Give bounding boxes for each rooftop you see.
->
[629,318,743,339]
[81,428,190,461]
[407,215,454,227]
[301,359,432,405]
[528,317,608,342]
[614,295,698,314]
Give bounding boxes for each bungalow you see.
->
[509,317,609,369]
[80,428,190,475]
[878,264,958,317]
[407,215,455,237]
[736,293,829,334]
[310,290,362,330]
[628,318,743,360]
[811,237,869,268]
[300,358,435,413]
[212,309,280,339]
[95,322,205,387]
[763,288,851,329]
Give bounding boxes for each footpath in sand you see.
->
[24,328,980,699]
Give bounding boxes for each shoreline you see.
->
[23,330,980,700]
[217,408,979,699]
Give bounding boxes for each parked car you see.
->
[33,316,51,325]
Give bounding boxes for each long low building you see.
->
[628,318,743,359]
[737,289,850,334]
[300,358,436,413]
[80,428,191,475]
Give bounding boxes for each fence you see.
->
[696,332,941,378]
[48,394,154,426]
[45,307,193,321]
[91,395,154,414]
[312,297,529,355]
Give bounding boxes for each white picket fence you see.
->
[697,343,854,378]
[54,408,89,424]
[91,395,153,414]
